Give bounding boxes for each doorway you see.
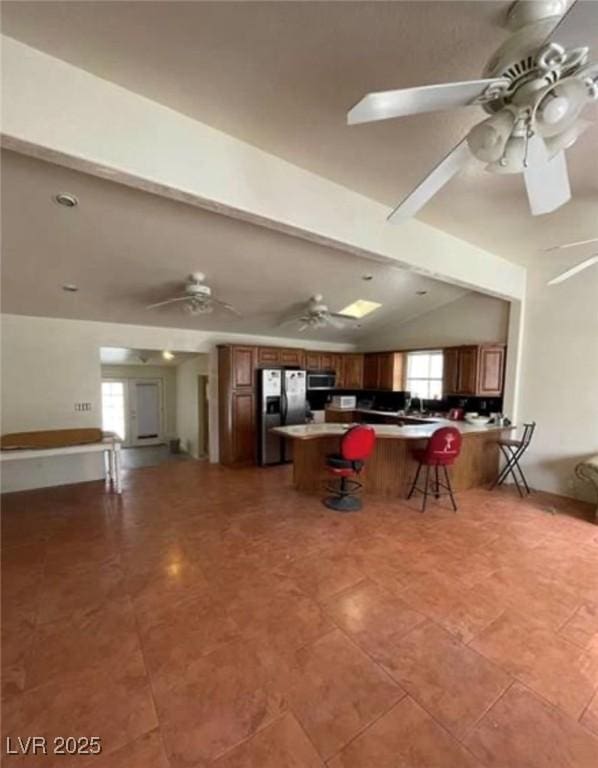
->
[101,378,164,447]
[198,374,210,458]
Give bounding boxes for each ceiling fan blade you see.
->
[278,314,307,327]
[326,315,345,329]
[547,254,598,284]
[146,296,188,310]
[388,139,471,223]
[544,236,598,251]
[347,79,506,125]
[546,0,598,50]
[524,136,571,216]
[210,297,242,316]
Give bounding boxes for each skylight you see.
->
[338,299,382,319]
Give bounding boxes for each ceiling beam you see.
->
[1,35,525,300]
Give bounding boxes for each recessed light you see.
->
[54,193,78,208]
[361,273,374,281]
[416,290,428,296]
[61,283,78,292]
[338,299,382,319]
[162,350,175,361]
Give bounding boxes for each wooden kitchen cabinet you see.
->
[231,391,255,464]
[443,344,506,397]
[457,346,479,396]
[257,347,281,366]
[363,352,404,391]
[363,354,380,389]
[477,345,506,396]
[442,348,460,396]
[319,353,334,370]
[231,345,256,389]
[342,354,364,389]
[280,348,305,367]
[305,351,321,370]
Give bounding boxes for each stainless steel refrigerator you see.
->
[257,368,307,465]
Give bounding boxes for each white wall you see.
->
[175,355,209,458]
[1,313,352,491]
[101,364,178,440]
[517,262,598,502]
[359,293,510,351]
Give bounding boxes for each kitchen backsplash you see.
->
[307,389,503,416]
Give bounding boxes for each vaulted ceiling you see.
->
[1,150,472,341]
[2,0,597,266]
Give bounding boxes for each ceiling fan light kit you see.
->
[146,271,241,316]
[349,0,597,219]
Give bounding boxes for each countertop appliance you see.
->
[307,370,336,391]
[331,395,357,409]
[257,368,307,465]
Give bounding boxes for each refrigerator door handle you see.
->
[281,390,288,424]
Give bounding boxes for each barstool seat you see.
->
[407,426,463,512]
[323,426,375,512]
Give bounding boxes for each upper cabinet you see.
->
[231,345,256,389]
[443,344,506,397]
[342,354,364,389]
[257,347,305,368]
[363,352,404,391]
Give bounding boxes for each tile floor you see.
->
[1,461,598,767]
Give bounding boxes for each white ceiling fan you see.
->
[348,0,598,220]
[146,272,241,315]
[279,294,359,332]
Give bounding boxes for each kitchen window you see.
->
[406,351,444,400]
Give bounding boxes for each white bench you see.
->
[0,433,123,494]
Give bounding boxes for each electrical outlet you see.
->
[74,402,92,412]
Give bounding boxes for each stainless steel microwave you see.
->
[307,370,336,390]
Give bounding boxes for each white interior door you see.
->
[130,380,163,446]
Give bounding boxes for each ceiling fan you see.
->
[348,0,598,220]
[146,272,241,316]
[279,294,359,332]
[543,235,598,283]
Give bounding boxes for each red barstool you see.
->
[323,425,376,512]
[407,426,462,512]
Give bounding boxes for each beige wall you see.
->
[176,356,209,458]
[517,262,598,502]
[1,313,352,491]
[101,364,178,439]
[359,293,510,351]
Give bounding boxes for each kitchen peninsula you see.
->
[272,420,514,497]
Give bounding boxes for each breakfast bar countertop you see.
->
[272,419,514,441]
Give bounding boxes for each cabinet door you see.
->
[363,354,380,389]
[305,351,321,370]
[344,354,364,389]
[478,345,506,396]
[332,354,344,387]
[319,352,334,370]
[232,391,255,464]
[456,346,479,395]
[379,353,402,390]
[280,348,305,367]
[257,347,281,366]
[442,348,460,396]
[232,346,256,389]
